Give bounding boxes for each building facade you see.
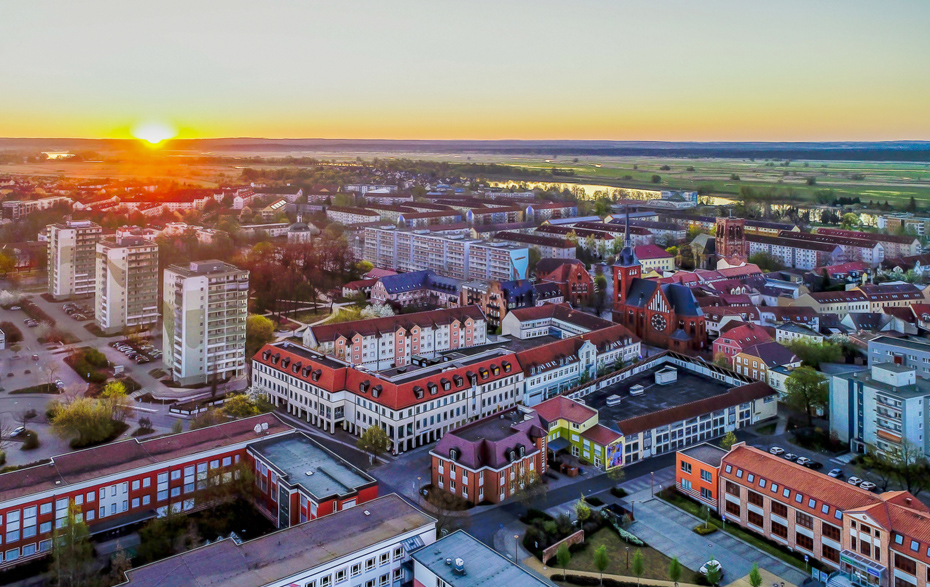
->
[47,220,102,300]
[95,235,159,335]
[162,260,249,386]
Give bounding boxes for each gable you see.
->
[648,288,671,315]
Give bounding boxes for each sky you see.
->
[1,0,929,142]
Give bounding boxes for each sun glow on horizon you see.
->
[132,122,176,145]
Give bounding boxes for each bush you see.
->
[610,487,628,498]
[21,299,55,327]
[561,575,643,587]
[21,431,39,450]
[693,523,719,535]
[586,496,604,506]
[0,322,23,344]
[520,508,555,524]
[81,348,109,368]
[0,450,6,466]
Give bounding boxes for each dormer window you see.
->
[503,362,511,372]
[491,365,500,375]
[441,378,451,391]
[372,385,382,398]
[359,380,370,394]
[453,375,463,386]
[428,383,438,395]
[480,369,489,380]
[518,445,525,457]
[311,369,321,382]
[449,448,458,461]
[281,357,290,369]
[272,353,280,365]
[262,350,271,361]
[414,386,425,399]
[292,362,301,373]
[302,366,312,377]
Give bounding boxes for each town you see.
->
[0,151,929,587]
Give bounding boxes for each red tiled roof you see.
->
[534,396,597,425]
[254,343,348,392]
[581,424,622,446]
[507,303,614,332]
[308,306,486,343]
[634,244,674,260]
[718,264,763,278]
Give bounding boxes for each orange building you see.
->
[675,443,727,511]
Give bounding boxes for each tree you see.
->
[784,366,828,427]
[357,424,391,463]
[669,557,682,587]
[841,213,860,229]
[594,274,608,312]
[720,431,738,450]
[574,495,592,522]
[190,408,227,430]
[677,244,695,270]
[50,397,119,447]
[51,503,93,587]
[245,314,275,360]
[651,175,662,184]
[171,420,184,434]
[886,439,930,496]
[108,546,133,586]
[594,544,609,584]
[556,542,572,581]
[699,504,711,530]
[221,394,259,418]
[712,353,730,368]
[705,562,721,586]
[747,252,785,272]
[527,247,542,276]
[631,550,645,585]
[749,563,763,587]
[786,340,842,369]
[514,470,548,509]
[102,380,126,399]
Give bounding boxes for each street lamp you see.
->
[514,534,519,564]
[626,546,630,569]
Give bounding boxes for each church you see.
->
[611,217,707,352]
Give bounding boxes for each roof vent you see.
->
[630,384,645,396]
[305,470,314,476]
[655,367,678,385]
[453,558,466,575]
[606,394,622,407]
[364,510,371,516]
[445,558,452,565]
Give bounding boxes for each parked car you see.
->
[769,447,785,455]
[828,468,844,478]
[135,357,150,364]
[860,482,877,492]
[806,461,823,470]
[848,477,863,486]
[9,427,25,438]
[55,379,64,388]
[700,560,724,579]
[9,306,20,311]
[796,457,811,466]
[784,453,798,461]
[31,354,38,361]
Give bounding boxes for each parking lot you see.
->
[753,437,887,495]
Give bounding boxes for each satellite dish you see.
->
[253,424,262,434]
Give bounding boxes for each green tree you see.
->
[786,340,843,369]
[747,252,785,272]
[108,546,133,586]
[699,504,711,530]
[749,563,763,587]
[514,470,548,509]
[246,314,276,358]
[221,394,259,418]
[594,197,612,217]
[632,550,645,585]
[678,244,695,270]
[357,424,391,463]
[101,380,126,399]
[840,213,860,229]
[190,408,227,430]
[669,557,683,587]
[594,274,608,311]
[651,175,662,184]
[784,366,829,427]
[49,397,118,447]
[594,544,610,584]
[527,247,542,276]
[51,503,93,587]
[705,562,721,586]
[720,431,738,451]
[574,495,592,522]
[556,542,572,581]
[171,420,184,434]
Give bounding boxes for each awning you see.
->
[89,509,157,535]
[548,438,571,452]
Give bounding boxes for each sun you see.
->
[132,122,177,146]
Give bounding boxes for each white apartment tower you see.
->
[47,220,102,300]
[163,260,249,386]
[95,235,160,335]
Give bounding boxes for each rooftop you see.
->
[122,494,434,587]
[454,408,533,443]
[248,433,375,500]
[411,530,555,587]
[681,443,728,467]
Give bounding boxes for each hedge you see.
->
[693,523,719,535]
[610,487,628,498]
[0,322,23,344]
[20,299,55,327]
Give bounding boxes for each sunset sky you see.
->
[1,0,928,141]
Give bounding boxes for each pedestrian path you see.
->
[619,468,675,495]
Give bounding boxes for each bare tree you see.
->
[39,359,59,391]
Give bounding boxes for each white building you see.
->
[163,260,249,386]
[47,220,102,300]
[95,236,159,335]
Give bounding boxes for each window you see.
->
[680,461,692,474]
[772,502,787,518]
[796,533,814,552]
[379,553,389,565]
[335,568,347,582]
[795,493,803,503]
[747,474,754,483]
[822,523,841,541]
[911,540,920,553]
[725,481,739,496]
[701,487,713,500]
[736,469,743,478]
[725,501,740,517]
[796,511,813,530]
[759,479,766,488]
[772,521,788,539]
[748,511,763,528]
[894,553,917,575]
[700,470,712,483]
[351,564,361,577]
[393,546,403,560]
[770,483,778,493]
[748,491,764,507]
[39,504,51,515]
[366,557,376,571]
[822,504,830,515]
[808,498,816,508]
[822,544,840,563]
[895,534,904,545]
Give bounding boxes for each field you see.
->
[4,147,930,206]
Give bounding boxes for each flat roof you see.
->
[681,443,728,467]
[584,366,733,426]
[123,494,434,587]
[249,433,375,500]
[454,408,529,443]
[869,336,930,353]
[412,530,554,587]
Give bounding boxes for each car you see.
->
[807,461,823,470]
[27,321,38,327]
[784,453,798,461]
[860,481,877,492]
[9,427,25,438]
[135,357,150,364]
[828,469,844,478]
[9,306,20,311]
[769,447,785,455]
[23,318,30,324]
[848,477,863,486]
[54,379,64,388]
[31,354,39,361]
[699,560,724,579]
[796,457,811,466]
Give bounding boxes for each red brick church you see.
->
[611,223,707,352]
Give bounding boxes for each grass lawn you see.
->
[9,383,59,395]
[658,490,815,572]
[566,528,686,580]
[755,422,778,436]
[148,368,168,379]
[83,322,122,337]
[289,308,331,323]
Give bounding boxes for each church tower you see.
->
[715,217,747,259]
[613,205,641,309]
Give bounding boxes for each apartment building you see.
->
[854,283,929,312]
[817,228,922,259]
[1,196,72,220]
[634,244,676,273]
[47,220,102,300]
[397,210,463,227]
[791,290,870,314]
[682,442,930,587]
[867,336,930,377]
[95,235,159,335]
[252,341,526,452]
[746,234,842,270]
[733,342,801,394]
[535,396,623,470]
[460,279,535,330]
[524,201,578,223]
[782,231,888,266]
[302,306,487,370]
[326,206,381,225]
[162,260,249,386]
[363,226,529,281]
[493,231,576,259]
[120,494,430,587]
[712,322,774,364]
[431,407,547,504]
[535,258,594,307]
[501,302,617,340]
[676,443,727,510]
[0,415,304,572]
[465,206,525,225]
[878,213,930,237]
[369,270,463,309]
[830,362,930,456]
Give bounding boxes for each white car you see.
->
[848,476,863,486]
[700,559,724,579]
[860,481,877,492]
[828,469,844,478]
[796,457,812,466]
[769,447,785,455]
